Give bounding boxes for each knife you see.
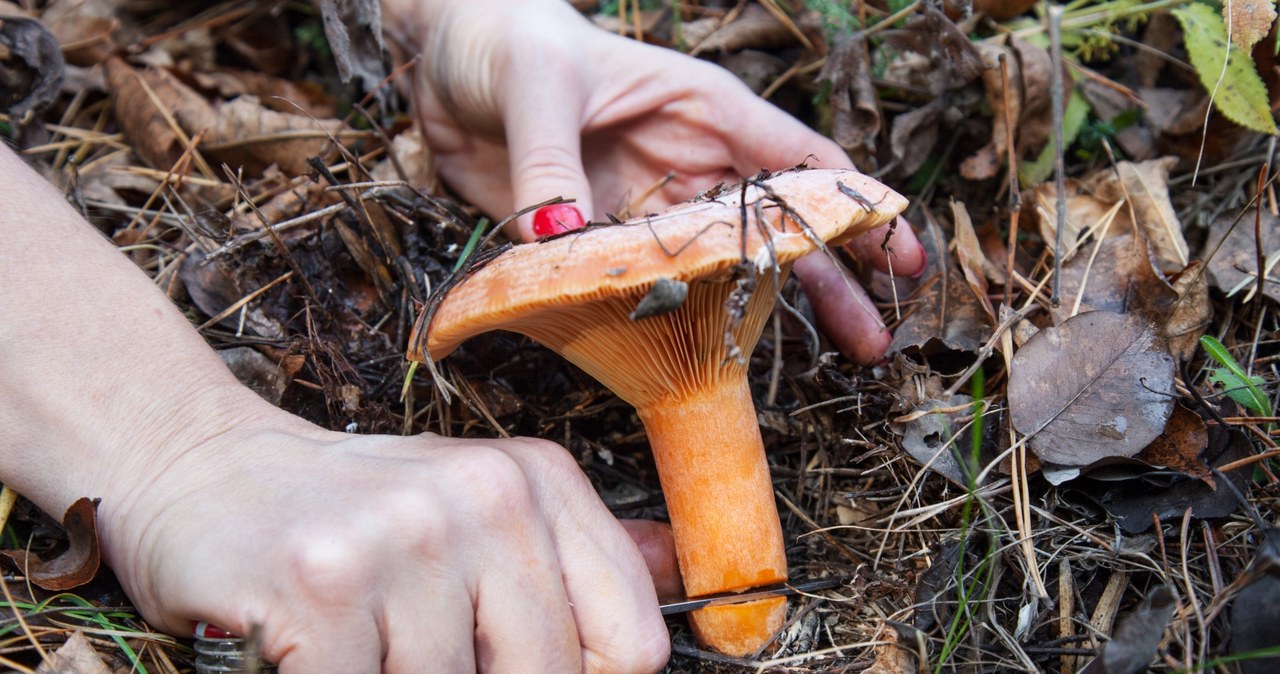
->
[658,576,849,615]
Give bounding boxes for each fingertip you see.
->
[846,215,926,278]
[793,252,890,365]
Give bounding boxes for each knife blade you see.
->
[659,576,849,615]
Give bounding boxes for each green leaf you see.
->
[1208,367,1270,414]
[1019,89,1091,188]
[1201,335,1272,416]
[1172,3,1278,135]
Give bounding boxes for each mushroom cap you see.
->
[410,168,907,365]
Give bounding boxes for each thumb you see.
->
[618,519,683,603]
[502,59,594,242]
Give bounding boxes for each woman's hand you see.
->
[104,416,677,673]
[384,0,926,363]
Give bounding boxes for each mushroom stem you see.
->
[637,377,788,655]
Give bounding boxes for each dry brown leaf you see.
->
[318,0,384,91]
[889,97,947,177]
[818,33,881,154]
[1087,158,1188,271]
[880,5,985,96]
[1164,260,1212,362]
[1225,0,1277,52]
[974,0,1037,20]
[40,0,121,66]
[0,14,64,125]
[1052,233,1175,325]
[1009,311,1176,466]
[36,631,111,674]
[865,624,917,674]
[886,212,990,356]
[192,68,338,118]
[950,199,996,320]
[688,4,795,54]
[1205,208,1280,303]
[103,56,217,171]
[1009,36,1056,153]
[1030,180,1126,263]
[1134,404,1212,485]
[0,498,101,591]
[371,125,434,187]
[205,95,346,176]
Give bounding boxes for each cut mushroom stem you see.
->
[408,168,908,656]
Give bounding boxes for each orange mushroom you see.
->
[408,168,907,656]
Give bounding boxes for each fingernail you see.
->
[193,622,237,639]
[909,240,928,279]
[532,204,585,238]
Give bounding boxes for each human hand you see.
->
[383,0,925,363]
[100,414,677,673]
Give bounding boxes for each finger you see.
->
[274,611,383,674]
[383,578,475,674]
[844,215,927,278]
[793,252,891,364]
[503,444,670,673]
[500,45,594,242]
[712,75,856,174]
[471,455,583,672]
[619,519,682,603]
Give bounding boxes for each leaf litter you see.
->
[7,0,1280,672]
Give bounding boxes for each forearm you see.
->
[0,145,290,519]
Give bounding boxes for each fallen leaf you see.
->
[974,0,1037,20]
[1009,311,1176,466]
[318,0,385,91]
[1050,233,1176,326]
[892,394,984,487]
[179,249,286,339]
[205,95,346,176]
[1087,158,1188,272]
[35,631,111,674]
[192,68,338,118]
[864,622,917,674]
[40,0,122,66]
[1230,530,1280,673]
[1204,209,1280,303]
[1224,0,1276,53]
[0,498,101,591]
[1079,586,1177,674]
[1030,179,1126,266]
[1133,404,1211,485]
[1078,422,1251,532]
[886,211,990,357]
[888,97,947,177]
[103,56,218,171]
[950,199,996,320]
[1172,3,1277,135]
[219,346,292,405]
[1164,261,1212,362]
[688,4,796,54]
[0,14,64,125]
[880,5,985,96]
[818,33,881,154]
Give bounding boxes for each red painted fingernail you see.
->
[193,622,236,639]
[532,204,585,238]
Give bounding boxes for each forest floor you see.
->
[3,0,1280,672]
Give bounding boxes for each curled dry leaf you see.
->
[318,0,385,91]
[40,0,123,66]
[886,211,990,357]
[880,5,985,96]
[950,199,996,320]
[219,346,292,405]
[1230,530,1280,674]
[1009,311,1176,466]
[1133,404,1211,485]
[818,33,881,154]
[1030,179,1125,264]
[0,498,100,591]
[206,95,346,176]
[103,55,217,170]
[0,14,64,124]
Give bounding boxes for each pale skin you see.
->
[0,1,924,672]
